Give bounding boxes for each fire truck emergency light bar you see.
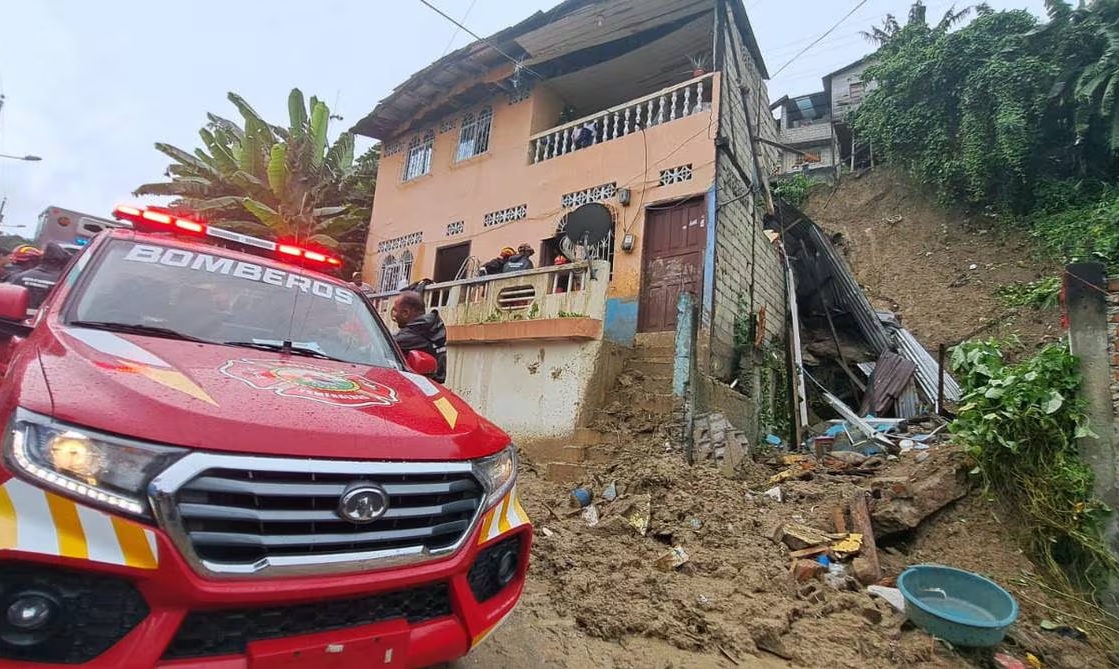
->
[112,205,343,268]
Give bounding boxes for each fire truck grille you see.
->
[172,467,484,569]
[161,581,451,659]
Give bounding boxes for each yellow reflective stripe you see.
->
[496,496,512,534]
[46,494,87,560]
[480,507,498,543]
[512,492,530,525]
[111,517,156,569]
[0,486,15,550]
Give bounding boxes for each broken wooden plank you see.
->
[832,506,848,534]
[849,491,881,585]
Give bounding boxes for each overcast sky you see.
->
[0,0,1046,236]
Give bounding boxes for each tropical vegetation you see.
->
[135,89,378,260]
[852,0,1119,270]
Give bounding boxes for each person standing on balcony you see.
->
[480,247,515,276]
[502,243,536,273]
[391,290,448,384]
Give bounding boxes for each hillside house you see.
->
[353,0,790,447]
[774,56,877,179]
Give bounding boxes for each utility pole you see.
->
[0,196,6,226]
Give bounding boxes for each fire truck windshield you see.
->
[65,239,398,367]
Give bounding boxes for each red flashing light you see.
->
[115,205,142,217]
[175,219,204,233]
[275,243,343,267]
[142,210,172,225]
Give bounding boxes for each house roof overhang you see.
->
[351,0,769,141]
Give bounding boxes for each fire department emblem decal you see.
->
[219,358,399,408]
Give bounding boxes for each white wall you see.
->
[444,339,605,442]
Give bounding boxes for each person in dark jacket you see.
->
[391,290,447,383]
[502,243,536,273]
[480,247,515,275]
[7,243,72,310]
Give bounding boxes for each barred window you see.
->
[402,131,434,181]
[378,254,401,293]
[456,106,493,161]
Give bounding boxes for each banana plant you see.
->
[135,88,378,252]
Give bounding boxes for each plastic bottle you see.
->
[825,562,846,588]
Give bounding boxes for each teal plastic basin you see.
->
[897,564,1019,647]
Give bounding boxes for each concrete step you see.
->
[635,332,675,350]
[627,357,674,378]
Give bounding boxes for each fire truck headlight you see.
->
[472,445,517,509]
[2,411,186,518]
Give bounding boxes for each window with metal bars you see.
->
[456,107,493,162]
[402,131,434,181]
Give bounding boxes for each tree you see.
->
[135,89,378,253]
[860,1,973,46]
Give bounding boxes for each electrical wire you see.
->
[415,0,547,82]
[439,0,480,58]
[770,0,871,79]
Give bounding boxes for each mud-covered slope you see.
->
[802,169,1061,351]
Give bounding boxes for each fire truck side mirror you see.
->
[0,284,32,338]
[0,284,29,322]
[405,349,438,377]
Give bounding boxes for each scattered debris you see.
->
[572,487,592,508]
[763,486,784,502]
[602,481,618,502]
[654,546,689,571]
[867,585,906,612]
[849,491,882,585]
[581,505,599,526]
[870,461,971,534]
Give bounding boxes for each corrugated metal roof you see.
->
[893,327,962,412]
[351,0,768,140]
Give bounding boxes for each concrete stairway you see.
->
[522,331,680,483]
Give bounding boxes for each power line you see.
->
[415,0,546,81]
[440,0,480,58]
[770,0,871,79]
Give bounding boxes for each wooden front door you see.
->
[433,242,471,283]
[638,198,706,333]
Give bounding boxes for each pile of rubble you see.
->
[517,408,1113,669]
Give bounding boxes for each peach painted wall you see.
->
[363,74,721,305]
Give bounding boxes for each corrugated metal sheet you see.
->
[795,219,893,355]
[860,351,916,416]
[896,379,921,419]
[894,328,962,411]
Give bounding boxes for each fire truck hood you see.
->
[33,327,509,460]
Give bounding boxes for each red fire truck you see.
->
[0,205,530,668]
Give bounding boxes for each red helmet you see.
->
[10,247,42,264]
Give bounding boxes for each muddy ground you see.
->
[802,168,1062,352]
[462,427,1116,668]
[452,170,1113,668]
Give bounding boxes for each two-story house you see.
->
[774,55,877,179]
[353,0,790,447]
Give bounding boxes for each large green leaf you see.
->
[206,113,244,141]
[310,101,329,169]
[199,128,239,175]
[267,143,288,199]
[242,198,286,232]
[155,142,216,174]
[193,196,247,211]
[288,88,307,140]
[324,133,355,176]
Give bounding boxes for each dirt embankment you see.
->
[801,169,1062,351]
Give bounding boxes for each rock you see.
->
[763,486,784,502]
[870,462,970,535]
[791,559,825,583]
[827,450,868,466]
